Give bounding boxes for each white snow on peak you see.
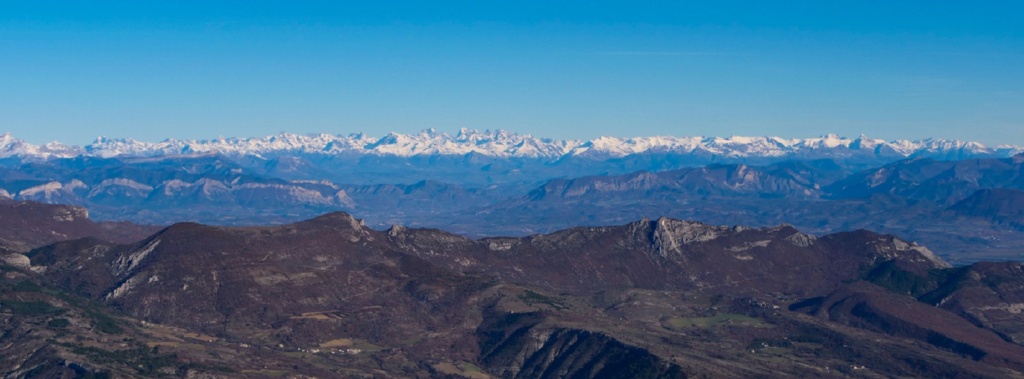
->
[0,130,1020,161]
[0,133,82,160]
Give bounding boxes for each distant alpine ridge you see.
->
[1,129,1021,160]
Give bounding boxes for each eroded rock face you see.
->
[0,253,30,270]
[51,206,88,222]
[650,217,729,257]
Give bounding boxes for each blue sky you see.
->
[1,1,1022,146]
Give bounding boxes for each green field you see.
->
[664,313,768,329]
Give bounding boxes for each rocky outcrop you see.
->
[0,252,30,270]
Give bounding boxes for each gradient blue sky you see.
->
[2,1,1022,146]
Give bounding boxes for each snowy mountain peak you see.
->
[0,130,1021,161]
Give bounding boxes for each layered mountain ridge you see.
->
[4,147,1024,263]
[3,130,1021,161]
[6,203,1024,377]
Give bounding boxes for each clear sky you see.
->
[2,1,1022,146]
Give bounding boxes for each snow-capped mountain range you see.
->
[1,129,1021,161]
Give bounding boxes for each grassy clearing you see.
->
[89,311,123,334]
[181,331,217,342]
[320,338,354,348]
[290,311,336,320]
[2,300,63,315]
[458,362,488,374]
[317,338,383,352]
[518,290,569,310]
[242,369,290,376]
[433,361,492,379]
[402,335,425,346]
[145,341,183,349]
[352,340,384,351]
[664,313,768,329]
